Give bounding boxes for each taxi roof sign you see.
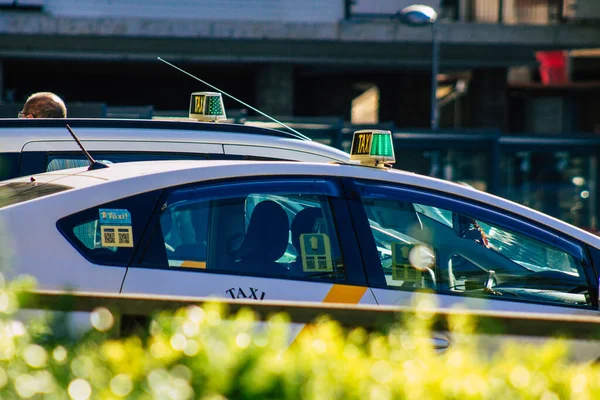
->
[189,92,227,122]
[350,130,395,168]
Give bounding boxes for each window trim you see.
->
[56,189,163,267]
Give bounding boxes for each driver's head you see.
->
[21,92,67,118]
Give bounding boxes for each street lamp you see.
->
[394,4,440,131]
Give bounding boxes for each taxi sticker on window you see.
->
[391,242,421,282]
[98,209,133,248]
[99,208,131,225]
[100,225,133,248]
[299,233,333,273]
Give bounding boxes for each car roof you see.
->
[6,159,600,248]
[0,118,350,161]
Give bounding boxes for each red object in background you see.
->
[535,50,569,85]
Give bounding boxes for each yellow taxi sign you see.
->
[349,130,395,167]
[189,92,227,122]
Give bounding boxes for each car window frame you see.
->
[132,175,369,286]
[19,150,293,178]
[56,189,163,267]
[345,178,598,310]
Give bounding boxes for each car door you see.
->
[123,176,376,307]
[343,177,600,359]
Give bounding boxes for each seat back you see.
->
[236,200,289,274]
[291,207,323,254]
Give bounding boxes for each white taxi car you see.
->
[1,130,599,356]
[0,115,348,181]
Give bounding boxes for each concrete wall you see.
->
[41,0,344,22]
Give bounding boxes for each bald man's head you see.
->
[22,92,67,118]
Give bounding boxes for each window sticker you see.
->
[299,233,333,272]
[100,225,133,248]
[99,208,132,225]
[391,243,422,282]
[168,259,207,269]
[99,209,133,248]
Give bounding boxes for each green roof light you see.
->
[189,92,227,122]
[350,130,395,168]
[206,96,223,116]
[370,133,394,157]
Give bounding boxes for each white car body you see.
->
[1,160,599,359]
[0,118,350,180]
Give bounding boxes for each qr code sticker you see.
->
[392,265,421,282]
[405,267,419,281]
[317,257,328,270]
[101,225,133,247]
[103,229,116,244]
[118,229,131,245]
[300,233,333,273]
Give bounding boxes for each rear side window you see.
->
[0,182,72,208]
[45,153,289,173]
[57,190,162,266]
[138,178,348,282]
[46,153,209,172]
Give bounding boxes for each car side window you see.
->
[46,153,209,172]
[57,190,162,266]
[355,180,592,309]
[141,179,347,282]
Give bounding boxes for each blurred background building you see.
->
[1,0,600,232]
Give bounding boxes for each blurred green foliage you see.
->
[0,275,598,399]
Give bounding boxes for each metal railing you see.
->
[18,290,600,339]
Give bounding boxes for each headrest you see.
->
[291,207,323,253]
[238,200,289,263]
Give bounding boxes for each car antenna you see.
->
[65,124,110,170]
[157,57,312,141]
